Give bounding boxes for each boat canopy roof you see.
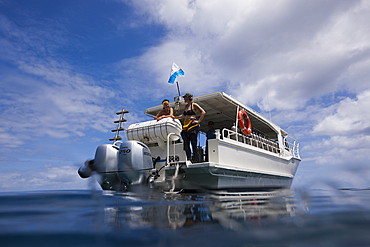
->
[145,91,284,140]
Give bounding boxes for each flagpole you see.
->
[174,80,181,112]
[176,80,181,98]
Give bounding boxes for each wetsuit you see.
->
[181,104,199,162]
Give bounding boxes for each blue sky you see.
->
[1,0,370,192]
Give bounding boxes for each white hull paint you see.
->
[209,138,299,179]
[79,92,301,191]
[160,138,299,190]
[165,163,296,190]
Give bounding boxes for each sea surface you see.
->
[1,187,370,247]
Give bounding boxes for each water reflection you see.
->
[101,189,296,231]
[207,190,296,229]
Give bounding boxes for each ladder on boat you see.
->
[109,109,129,146]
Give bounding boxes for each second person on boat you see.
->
[154,99,173,121]
[172,92,206,164]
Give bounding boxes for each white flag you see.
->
[168,62,185,84]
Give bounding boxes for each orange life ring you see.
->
[238,110,252,135]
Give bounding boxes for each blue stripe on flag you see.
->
[168,69,184,84]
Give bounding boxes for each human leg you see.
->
[181,131,191,161]
[190,132,198,162]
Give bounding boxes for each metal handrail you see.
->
[222,128,281,154]
[166,133,182,165]
[283,136,300,159]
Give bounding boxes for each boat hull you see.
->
[165,160,299,191]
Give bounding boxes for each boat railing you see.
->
[222,128,280,154]
[283,136,300,159]
[166,132,182,165]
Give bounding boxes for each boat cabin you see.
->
[144,91,300,162]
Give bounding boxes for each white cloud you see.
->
[0,12,118,147]
[120,0,370,169]
[121,0,370,113]
[128,0,195,30]
[312,89,370,136]
[0,69,116,143]
[297,89,370,165]
[0,165,93,192]
[1,0,370,191]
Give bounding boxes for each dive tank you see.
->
[117,140,152,186]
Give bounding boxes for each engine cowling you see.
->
[78,141,153,190]
[117,140,152,186]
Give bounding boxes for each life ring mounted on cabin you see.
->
[238,110,252,135]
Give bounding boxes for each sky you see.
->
[1,0,370,192]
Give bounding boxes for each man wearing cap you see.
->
[172,93,206,164]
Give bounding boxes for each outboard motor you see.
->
[78,160,94,179]
[78,141,153,190]
[117,140,153,187]
[78,144,123,190]
[78,109,156,191]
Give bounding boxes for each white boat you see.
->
[78,91,301,191]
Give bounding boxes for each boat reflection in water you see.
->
[100,188,296,231]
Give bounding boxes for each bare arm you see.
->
[155,108,174,121]
[154,110,164,120]
[172,112,184,120]
[193,103,206,124]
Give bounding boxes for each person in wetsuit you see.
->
[172,92,206,164]
[154,99,173,121]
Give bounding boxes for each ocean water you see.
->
[1,187,370,247]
